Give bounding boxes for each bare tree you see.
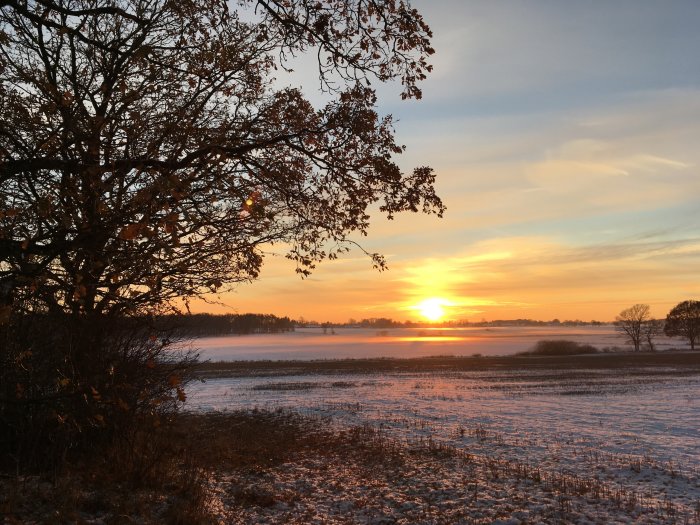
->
[664,300,700,350]
[642,318,663,351]
[616,304,651,352]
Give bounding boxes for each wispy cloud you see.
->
[193,3,700,323]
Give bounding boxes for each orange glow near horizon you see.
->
[415,297,449,322]
[185,229,699,324]
[161,5,700,327]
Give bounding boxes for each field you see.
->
[5,344,698,523]
[188,325,640,361]
[183,351,700,524]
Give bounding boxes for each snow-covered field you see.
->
[187,357,700,524]
[192,325,687,361]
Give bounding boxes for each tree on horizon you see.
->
[664,300,700,351]
[616,304,651,352]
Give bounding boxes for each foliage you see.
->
[0,308,196,471]
[0,0,440,472]
[0,0,442,317]
[615,304,651,352]
[664,300,700,350]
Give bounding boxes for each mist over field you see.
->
[192,325,685,361]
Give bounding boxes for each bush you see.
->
[0,311,197,473]
[518,340,599,356]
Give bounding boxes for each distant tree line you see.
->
[476,318,606,327]
[357,318,407,328]
[616,300,700,351]
[161,313,295,337]
[299,318,610,329]
[297,317,407,328]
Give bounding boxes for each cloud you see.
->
[404,1,700,106]
[392,234,700,320]
[191,3,700,324]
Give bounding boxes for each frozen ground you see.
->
[191,325,664,361]
[187,358,700,523]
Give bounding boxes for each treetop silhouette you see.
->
[664,300,700,351]
[0,0,443,318]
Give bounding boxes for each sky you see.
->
[193,0,700,323]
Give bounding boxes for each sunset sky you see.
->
[194,1,700,323]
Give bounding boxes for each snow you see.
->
[184,329,700,523]
[191,325,683,361]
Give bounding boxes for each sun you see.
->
[417,298,447,322]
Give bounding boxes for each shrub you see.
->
[519,340,599,356]
[0,311,197,473]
